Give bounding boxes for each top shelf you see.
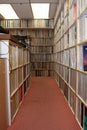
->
[0,34,27,47]
[5,27,54,30]
[0,19,54,29]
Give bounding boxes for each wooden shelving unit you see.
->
[0,19,54,29]
[0,19,54,77]
[0,59,8,130]
[0,34,31,125]
[53,0,87,129]
[30,29,54,76]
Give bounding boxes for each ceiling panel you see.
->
[49,4,57,19]
[0,0,29,4]
[0,0,58,19]
[30,0,58,3]
[12,3,33,19]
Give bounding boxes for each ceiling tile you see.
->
[0,0,59,19]
[30,0,58,3]
[0,0,29,4]
[12,3,33,19]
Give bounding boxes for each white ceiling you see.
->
[0,0,59,19]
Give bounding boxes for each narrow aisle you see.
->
[7,77,81,130]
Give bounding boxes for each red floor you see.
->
[7,77,81,130]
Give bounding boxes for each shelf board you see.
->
[54,19,76,41]
[31,37,54,39]
[31,61,54,63]
[31,44,53,47]
[77,8,87,19]
[76,94,87,107]
[10,87,19,98]
[11,105,20,123]
[31,52,52,54]
[6,27,54,30]
[19,73,31,88]
[31,68,53,71]
[53,45,76,53]
[0,34,24,47]
[77,40,87,45]
[76,69,87,74]
[54,70,76,94]
[10,74,31,98]
[10,62,30,71]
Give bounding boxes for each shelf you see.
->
[76,69,87,74]
[76,94,87,107]
[11,104,19,123]
[31,68,53,70]
[10,62,31,71]
[0,19,54,29]
[77,40,87,45]
[54,0,87,129]
[31,52,52,54]
[0,34,31,125]
[31,44,53,47]
[6,27,54,30]
[31,61,54,62]
[54,70,76,93]
[54,18,76,39]
[78,7,87,19]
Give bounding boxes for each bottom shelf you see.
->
[53,71,87,130]
[11,75,30,122]
[11,91,19,121]
[76,98,87,130]
[31,70,54,76]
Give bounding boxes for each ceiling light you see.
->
[31,3,49,19]
[0,4,19,19]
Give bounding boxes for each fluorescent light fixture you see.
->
[0,4,19,19]
[31,3,49,19]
